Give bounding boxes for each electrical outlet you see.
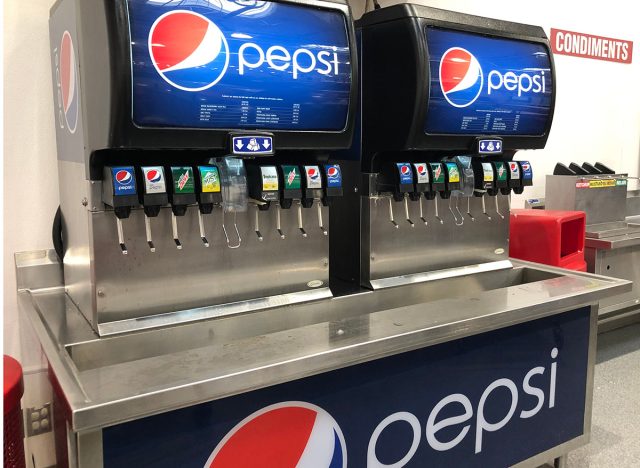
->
[24,403,53,437]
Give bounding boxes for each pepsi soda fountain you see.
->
[49,0,356,335]
[334,4,554,289]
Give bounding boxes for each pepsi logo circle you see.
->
[327,167,339,179]
[116,170,133,185]
[148,10,229,92]
[439,48,483,108]
[417,165,427,176]
[205,402,347,468]
[60,31,79,133]
[308,168,319,180]
[146,169,162,183]
[401,165,411,175]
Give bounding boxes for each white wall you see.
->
[349,0,640,202]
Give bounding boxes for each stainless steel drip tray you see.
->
[17,257,630,432]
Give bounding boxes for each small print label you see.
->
[397,163,413,185]
[171,167,195,194]
[509,162,521,180]
[261,166,279,192]
[142,166,166,194]
[111,167,137,196]
[616,179,628,186]
[324,164,342,188]
[414,163,429,184]
[482,162,494,182]
[305,165,322,189]
[199,166,221,193]
[445,163,460,183]
[576,182,590,189]
[589,179,616,188]
[281,165,301,190]
[495,162,508,181]
[430,163,445,184]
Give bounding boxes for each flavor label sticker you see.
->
[199,166,221,193]
[445,163,460,183]
[509,162,521,180]
[396,163,414,185]
[325,164,342,188]
[304,165,322,189]
[282,165,301,190]
[142,166,166,194]
[482,162,494,182]
[414,163,429,184]
[171,167,195,194]
[616,179,628,186]
[430,163,445,184]
[495,162,508,181]
[112,167,137,196]
[261,166,279,192]
[519,161,533,180]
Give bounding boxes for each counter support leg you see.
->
[554,454,568,468]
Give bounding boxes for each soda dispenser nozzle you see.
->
[277,165,304,239]
[428,163,446,224]
[247,165,279,241]
[196,165,223,248]
[139,166,169,252]
[168,166,197,249]
[103,166,139,255]
[411,163,431,226]
[319,164,343,235]
[302,165,326,237]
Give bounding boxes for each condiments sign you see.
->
[551,28,633,64]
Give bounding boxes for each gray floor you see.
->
[567,323,640,467]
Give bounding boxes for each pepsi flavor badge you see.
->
[413,163,430,184]
[519,161,533,180]
[305,166,323,189]
[142,166,166,194]
[111,167,137,196]
[127,1,351,130]
[396,163,414,185]
[324,164,342,188]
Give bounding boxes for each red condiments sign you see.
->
[551,28,633,64]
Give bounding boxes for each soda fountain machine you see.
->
[16,2,630,467]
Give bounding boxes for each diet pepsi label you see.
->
[414,163,430,184]
[111,167,136,196]
[509,161,521,180]
[102,307,591,468]
[397,163,414,185]
[128,1,351,131]
[520,161,533,180]
[424,28,552,136]
[305,166,323,189]
[324,164,342,188]
[232,136,273,156]
[142,166,166,195]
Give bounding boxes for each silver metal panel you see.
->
[58,160,96,328]
[76,430,103,468]
[362,194,510,286]
[545,175,627,225]
[588,246,640,316]
[16,252,631,432]
[91,204,330,326]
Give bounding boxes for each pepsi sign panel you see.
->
[127,0,351,131]
[424,28,553,136]
[103,308,590,467]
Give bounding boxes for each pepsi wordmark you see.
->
[128,0,351,130]
[425,28,552,135]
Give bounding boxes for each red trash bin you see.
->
[510,209,587,271]
[4,355,26,468]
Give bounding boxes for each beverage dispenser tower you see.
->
[50,0,356,335]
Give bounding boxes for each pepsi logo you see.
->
[205,402,346,468]
[149,10,229,92]
[510,163,518,170]
[417,165,427,176]
[60,31,79,133]
[116,170,133,185]
[521,163,531,171]
[439,48,483,108]
[308,168,320,180]
[327,167,339,179]
[146,169,162,183]
[400,165,411,175]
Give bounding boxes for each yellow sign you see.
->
[588,179,616,188]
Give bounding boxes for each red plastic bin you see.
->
[4,355,25,468]
[510,209,587,271]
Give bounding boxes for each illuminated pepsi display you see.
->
[127,0,351,131]
[424,28,553,136]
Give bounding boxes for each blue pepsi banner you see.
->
[424,28,553,136]
[127,0,351,130]
[325,164,343,188]
[111,167,137,196]
[103,307,591,467]
[397,163,414,185]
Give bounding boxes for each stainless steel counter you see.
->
[17,250,631,435]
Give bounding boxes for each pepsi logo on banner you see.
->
[205,402,347,468]
[146,169,162,183]
[325,164,342,188]
[149,11,229,92]
[111,167,137,196]
[59,31,79,133]
[414,163,429,184]
[439,48,484,108]
[397,163,414,185]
